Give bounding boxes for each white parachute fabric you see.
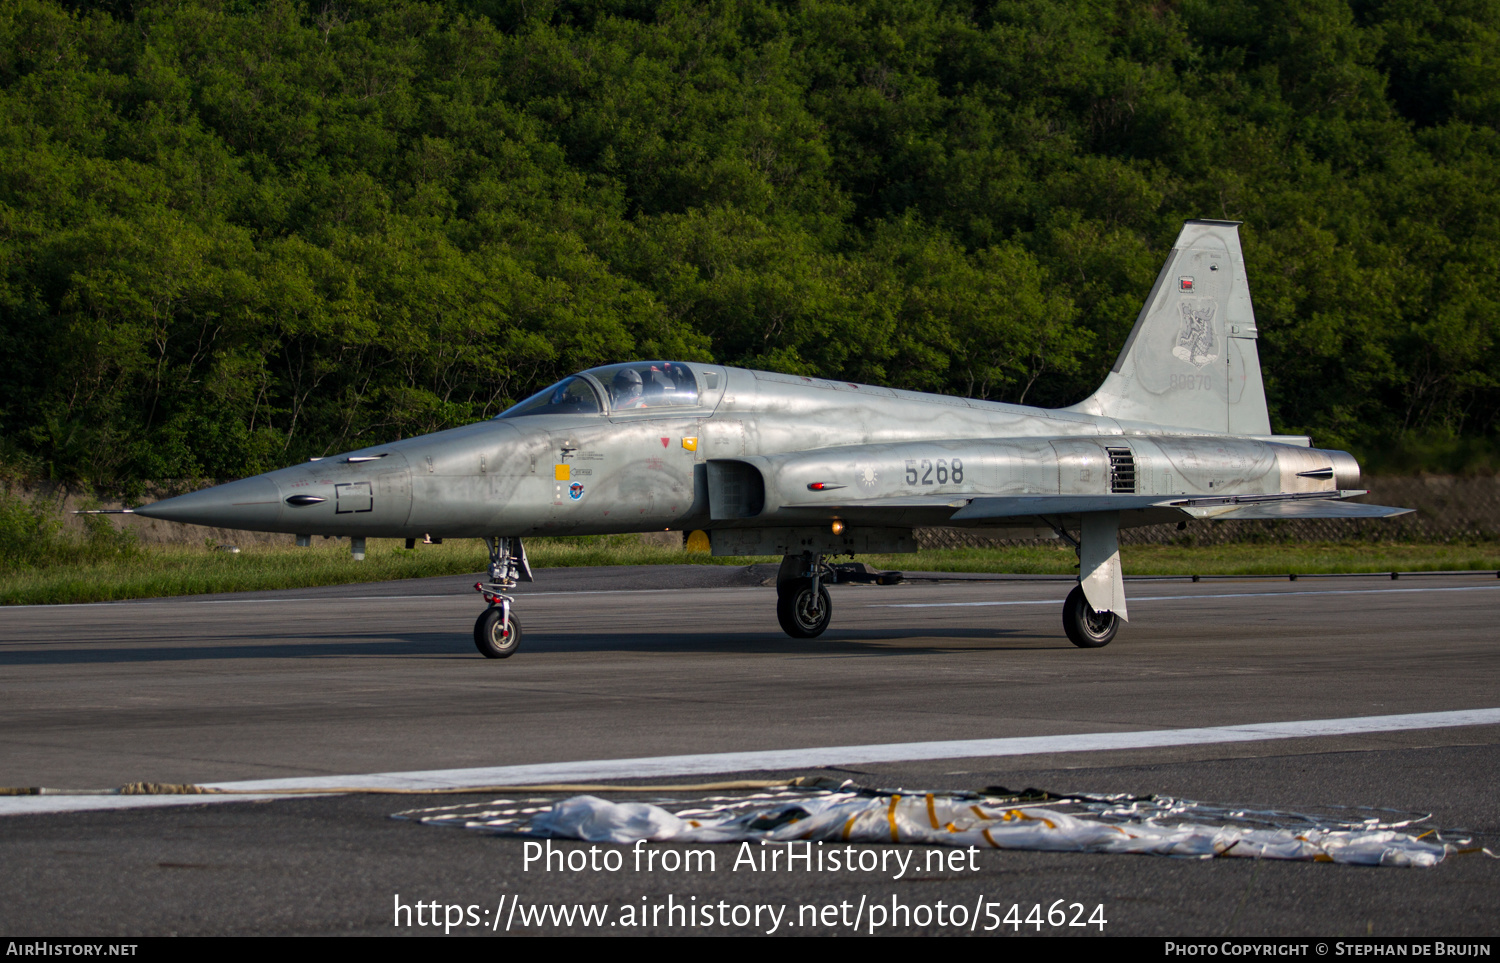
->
[401,788,1471,868]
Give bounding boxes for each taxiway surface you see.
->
[1,567,1497,935]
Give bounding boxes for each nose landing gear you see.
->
[474,603,522,657]
[473,537,532,659]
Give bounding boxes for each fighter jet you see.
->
[124,220,1409,657]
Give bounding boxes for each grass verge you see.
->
[1,535,1497,605]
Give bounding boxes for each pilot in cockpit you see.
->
[612,367,648,409]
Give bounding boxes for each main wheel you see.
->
[1062,584,1118,648]
[777,578,832,638]
[474,606,522,658]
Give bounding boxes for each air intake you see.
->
[706,461,765,519]
[1107,447,1136,494]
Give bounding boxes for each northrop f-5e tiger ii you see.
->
[124,220,1410,657]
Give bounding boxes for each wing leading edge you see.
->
[782,490,1411,524]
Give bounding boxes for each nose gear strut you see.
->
[473,537,532,658]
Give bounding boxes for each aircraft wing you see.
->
[779,490,1410,526]
[949,494,1177,520]
[775,492,1179,529]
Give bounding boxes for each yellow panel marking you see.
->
[887,794,901,842]
[554,464,570,481]
[681,436,698,451]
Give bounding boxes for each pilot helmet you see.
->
[613,368,643,396]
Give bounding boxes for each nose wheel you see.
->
[474,604,522,658]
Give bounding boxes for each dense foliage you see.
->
[2,0,1497,486]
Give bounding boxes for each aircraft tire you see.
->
[1062,585,1118,648]
[474,606,522,658]
[777,578,832,638]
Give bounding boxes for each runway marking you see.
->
[877,584,1500,608]
[0,587,754,609]
[7,581,1498,611]
[5,708,1498,816]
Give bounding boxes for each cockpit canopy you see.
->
[495,361,703,419]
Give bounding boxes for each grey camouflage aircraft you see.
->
[124,220,1409,657]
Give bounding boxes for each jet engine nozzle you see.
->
[1329,450,1361,491]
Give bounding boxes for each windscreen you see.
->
[494,377,602,418]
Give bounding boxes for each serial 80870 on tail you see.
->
[122,220,1409,656]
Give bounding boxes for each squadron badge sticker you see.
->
[1172,298,1218,368]
[569,482,585,500]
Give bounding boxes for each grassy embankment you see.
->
[2,534,1497,606]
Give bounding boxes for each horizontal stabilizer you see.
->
[1196,500,1413,520]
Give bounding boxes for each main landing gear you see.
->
[473,536,532,659]
[776,553,832,638]
[1062,584,1119,648]
[772,555,906,638]
[1049,513,1125,649]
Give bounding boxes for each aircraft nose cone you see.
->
[134,476,284,530]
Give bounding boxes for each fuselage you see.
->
[135,361,1359,541]
[124,221,1397,653]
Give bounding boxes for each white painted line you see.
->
[0,587,762,610]
[9,580,1495,611]
[878,584,1500,608]
[0,595,455,610]
[189,587,748,604]
[0,793,292,816]
[5,708,1497,816]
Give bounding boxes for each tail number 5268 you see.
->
[905,457,963,486]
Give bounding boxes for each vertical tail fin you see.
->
[1066,220,1271,436]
